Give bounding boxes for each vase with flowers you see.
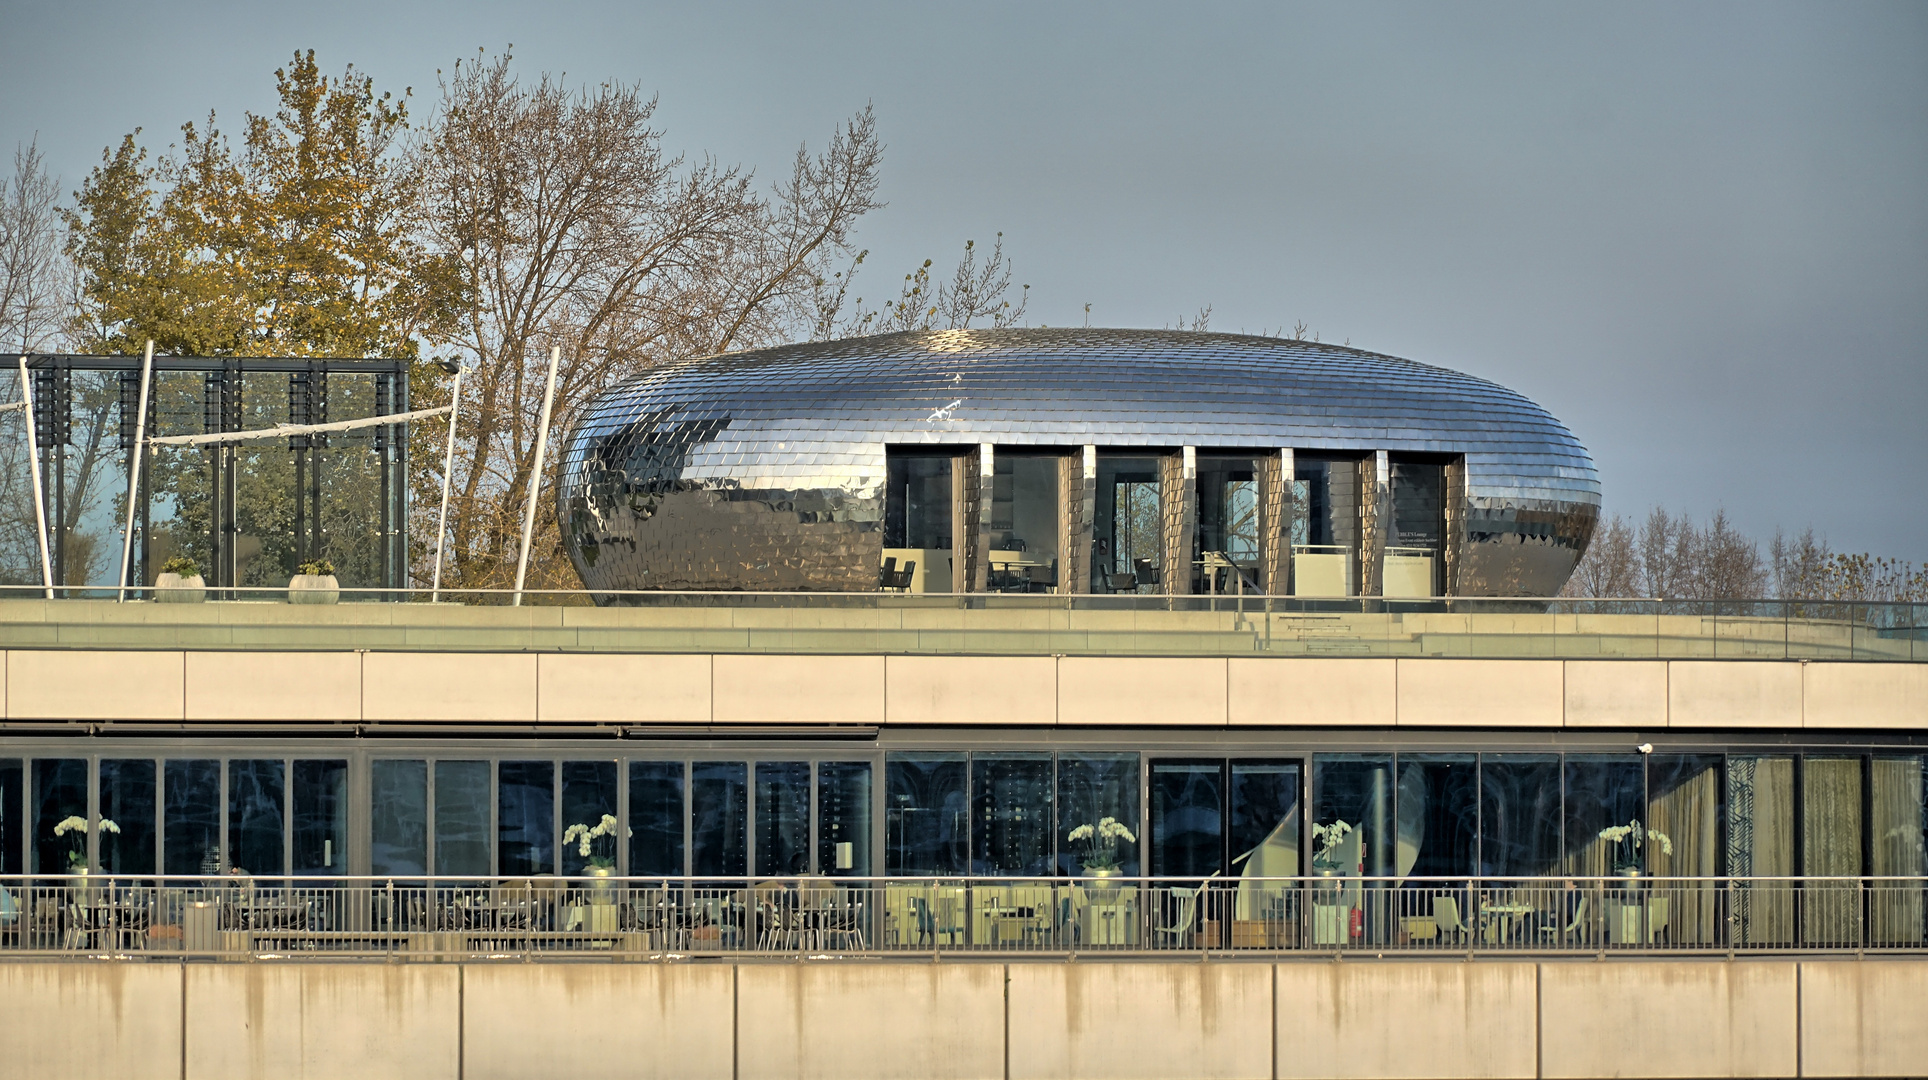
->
[564,814,624,896]
[53,816,118,898]
[1067,816,1136,899]
[1597,819,1672,880]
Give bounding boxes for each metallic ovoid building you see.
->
[559,328,1599,596]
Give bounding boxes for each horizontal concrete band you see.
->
[0,958,1920,1080]
[0,651,1923,729]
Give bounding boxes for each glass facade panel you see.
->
[560,761,619,875]
[988,455,1060,592]
[0,759,20,875]
[1196,457,1260,583]
[292,759,348,876]
[1093,456,1160,590]
[1150,760,1223,877]
[434,761,491,877]
[497,761,555,877]
[1479,755,1560,878]
[1802,756,1863,945]
[1870,755,1926,945]
[98,759,156,875]
[1396,754,1477,879]
[1230,761,1300,875]
[691,762,747,877]
[1388,459,1445,550]
[31,759,87,874]
[1563,755,1644,875]
[1728,755,1796,945]
[164,760,221,876]
[1313,754,1389,877]
[628,761,686,877]
[227,759,284,876]
[886,754,967,875]
[1058,754,1140,876]
[817,761,872,878]
[883,454,953,550]
[370,760,427,877]
[755,761,810,877]
[972,754,1053,876]
[1648,753,1723,945]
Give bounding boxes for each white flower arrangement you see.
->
[51,816,118,870]
[562,814,624,870]
[1067,816,1136,872]
[1597,818,1672,870]
[1311,819,1353,871]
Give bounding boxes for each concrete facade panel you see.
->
[0,962,182,1080]
[1058,656,1228,726]
[186,651,361,721]
[1669,662,1803,729]
[462,964,734,1080]
[1008,962,1271,1080]
[537,653,712,724]
[885,655,1058,726]
[360,652,537,723]
[1563,660,1668,728]
[7,649,183,720]
[1537,960,1798,1078]
[1397,659,1562,727]
[1802,662,1928,730]
[1276,961,1538,1079]
[1229,658,1396,727]
[1798,961,1928,1077]
[185,964,459,1080]
[737,963,1006,1080]
[712,654,885,724]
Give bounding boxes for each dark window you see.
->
[560,761,619,875]
[227,759,285,876]
[370,760,427,877]
[1196,457,1260,568]
[32,758,87,874]
[1093,456,1161,586]
[628,761,686,877]
[1312,754,1391,877]
[1058,754,1140,876]
[755,761,811,876]
[886,754,967,875]
[1230,761,1300,876]
[164,760,221,875]
[0,759,20,875]
[691,762,747,877]
[884,454,953,550]
[1479,755,1560,877]
[1563,755,1645,875]
[434,761,491,877]
[1389,459,1445,550]
[972,754,1054,876]
[1150,760,1224,877]
[818,761,872,877]
[497,761,554,877]
[99,759,156,875]
[1396,754,1478,879]
[292,759,348,876]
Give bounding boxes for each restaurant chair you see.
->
[1432,895,1471,945]
[878,556,897,589]
[1133,559,1161,587]
[1154,885,1205,949]
[1540,895,1589,945]
[1106,571,1138,593]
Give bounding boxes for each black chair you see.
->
[878,557,898,590]
[1134,558,1161,587]
[1106,571,1138,593]
[888,560,916,591]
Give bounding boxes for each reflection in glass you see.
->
[1389,459,1444,550]
[1870,755,1926,944]
[1093,456,1160,589]
[884,454,953,550]
[1479,755,1560,878]
[886,754,967,875]
[1728,755,1795,945]
[1395,754,1477,879]
[1150,760,1223,877]
[691,762,747,877]
[1058,754,1140,876]
[560,761,619,875]
[31,759,87,874]
[498,761,555,877]
[1230,761,1300,924]
[292,760,348,875]
[164,760,221,875]
[435,761,491,877]
[629,761,685,877]
[1314,754,1390,878]
[988,455,1061,591]
[818,762,872,878]
[1563,756,1644,875]
[370,760,427,877]
[973,754,1053,876]
[228,759,285,876]
[755,761,811,876]
[1648,753,1723,945]
[0,759,20,874]
[98,759,156,875]
[1196,457,1260,579]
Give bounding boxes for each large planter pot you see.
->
[288,574,340,605]
[586,864,617,901]
[154,573,207,603]
[1080,865,1125,902]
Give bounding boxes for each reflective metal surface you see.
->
[557,329,1600,595]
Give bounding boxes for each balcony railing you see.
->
[3,874,1922,960]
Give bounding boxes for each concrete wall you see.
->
[3,650,1923,731]
[0,958,1921,1080]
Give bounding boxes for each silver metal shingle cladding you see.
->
[558,328,1599,594]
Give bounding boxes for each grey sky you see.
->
[3,1,1922,555]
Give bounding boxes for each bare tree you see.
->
[0,138,67,352]
[1695,508,1766,599]
[1562,512,1639,597]
[815,235,1028,338]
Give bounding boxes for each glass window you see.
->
[560,761,619,875]
[1395,754,1477,879]
[292,759,348,876]
[0,759,20,875]
[32,758,87,874]
[755,761,811,876]
[497,760,554,877]
[1150,760,1223,878]
[628,761,685,877]
[885,753,967,875]
[370,760,427,877]
[1563,755,1644,875]
[435,761,491,877]
[1728,755,1796,945]
[1058,753,1140,876]
[1230,761,1300,876]
[1314,754,1389,877]
[1479,755,1560,878]
[972,754,1053,876]
[227,759,285,876]
[1291,456,1359,549]
[691,761,747,877]
[1093,456,1160,589]
[884,453,953,550]
[1389,459,1444,550]
[988,454,1061,592]
[817,761,871,877]
[1196,456,1260,571]
[164,760,221,875]
[98,759,156,875]
[1802,755,1862,946]
[1870,755,1926,945]
[1649,753,1724,946]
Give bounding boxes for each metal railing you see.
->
[2,874,1921,960]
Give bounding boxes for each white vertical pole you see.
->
[116,340,155,601]
[430,367,463,603]
[512,346,560,607]
[17,357,53,599]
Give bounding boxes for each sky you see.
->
[2,1,1923,556]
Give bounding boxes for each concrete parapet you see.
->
[1277,961,1537,1079]
[1008,962,1272,1080]
[1797,960,1928,1077]
[1537,960,1798,1079]
[184,963,459,1080]
[0,962,182,1080]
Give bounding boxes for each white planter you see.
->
[288,574,340,605]
[154,573,207,603]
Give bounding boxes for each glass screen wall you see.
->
[1196,456,1260,591]
[434,761,491,876]
[560,761,619,875]
[987,455,1061,592]
[497,761,554,877]
[883,453,953,593]
[973,755,1053,875]
[0,760,20,875]
[292,759,348,875]
[755,761,810,877]
[1387,457,1445,597]
[1093,456,1161,592]
[370,759,427,877]
[886,754,967,875]
[1290,455,1359,596]
[819,762,872,877]
[630,761,686,877]
[691,762,747,877]
[98,759,156,875]
[227,759,285,876]
[164,760,221,875]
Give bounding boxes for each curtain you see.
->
[1870,756,1926,944]
[1802,757,1863,945]
[1728,757,1795,945]
[1646,756,1721,944]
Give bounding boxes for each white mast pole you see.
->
[17,357,53,599]
[512,347,560,607]
[115,340,155,601]
[430,366,463,603]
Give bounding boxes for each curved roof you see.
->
[565,328,1599,509]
